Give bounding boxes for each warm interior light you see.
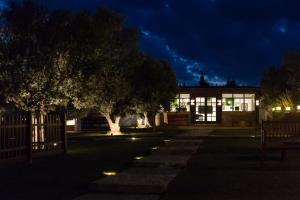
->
[102,171,117,176]
[285,107,291,111]
[134,156,144,160]
[66,119,76,126]
[297,105,300,110]
[272,107,276,111]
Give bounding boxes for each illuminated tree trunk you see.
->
[143,112,152,128]
[155,113,161,126]
[103,114,122,135]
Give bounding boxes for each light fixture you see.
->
[190,99,195,106]
[152,146,159,150]
[53,142,57,146]
[131,137,137,141]
[102,171,117,176]
[255,100,260,106]
[134,156,144,160]
[163,139,171,142]
[272,107,276,111]
[285,107,291,111]
[297,105,300,110]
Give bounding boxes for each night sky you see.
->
[5,0,300,86]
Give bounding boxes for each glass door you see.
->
[195,97,206,122]
[195,97,217,123]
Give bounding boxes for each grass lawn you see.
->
[0,129,178,200]
[162,129,300,200]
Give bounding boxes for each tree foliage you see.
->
[0,1,77,113]
[132,55,177,126]
[261,53,300,109]
[0,1,178,134]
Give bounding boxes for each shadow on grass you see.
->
[0,131,176,200]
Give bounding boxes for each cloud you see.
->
[140,28,227,85]
[34,0,300,85]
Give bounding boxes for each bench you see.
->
[260,121,300,165]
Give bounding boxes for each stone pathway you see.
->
[73,129,212,200]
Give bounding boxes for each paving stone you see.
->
[90,171,176,194]
[126,167,180,175]
[165,139,204,146]
[174,130,212,139]
[73,193,160,200]
[133,154,191,168]
[152,145,199,155]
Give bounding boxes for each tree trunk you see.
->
[144,112,152,128]
[103,114,122,135]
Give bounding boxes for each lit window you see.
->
[222,93,255,112]
[170,93,190,112]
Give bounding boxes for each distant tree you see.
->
[283,53,300,104]
[225,78,238,88]
[259,50,300,112]
[199,71,210,87]
[132,56,177,127]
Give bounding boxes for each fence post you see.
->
[26,112,32,164]
[60,112,67,153]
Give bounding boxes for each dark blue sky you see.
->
[8,0,300,85]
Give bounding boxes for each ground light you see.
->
[134,156,144,160]
[152,146,159,150]
[102,171,117,176]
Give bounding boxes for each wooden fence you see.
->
[0,112,66,163]
[261,121,300,144]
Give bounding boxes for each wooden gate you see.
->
[0,112,66,163]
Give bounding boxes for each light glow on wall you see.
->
[275,106,282,111]
[66,118,76,126]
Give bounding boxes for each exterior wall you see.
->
[167,112,191,125]
[221,111,257,126]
